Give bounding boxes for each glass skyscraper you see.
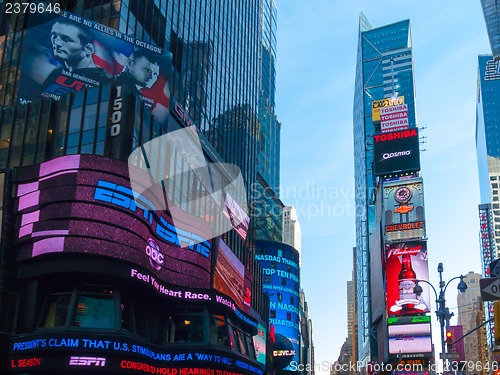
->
[477,55,500,250]
[480,0,500,60]
[353,13,418,361]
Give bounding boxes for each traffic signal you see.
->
[445,330,453,352]
[494,301,500,345]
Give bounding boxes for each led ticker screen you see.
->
[386,241,430,316]
[18,10,171,124]
[388,321,433,359]
[9,333,264,375]
[255,241,300,372]
[373,129,420,176]
[14,155,212,289]
[382,177,426,242]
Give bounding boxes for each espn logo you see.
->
[69,356,106,366]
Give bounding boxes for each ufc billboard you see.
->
[373,129,420,176]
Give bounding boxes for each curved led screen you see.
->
[255,241,300,372]
[14,155,212,289]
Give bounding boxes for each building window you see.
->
[286,312,291,321]
[265,275,271,284]
[42,293,72,327]
[281,277,287,286]
[209,315,230,348]
[40,286,115,329]
[164,309,204,343]
[270,310,276,318]
[290,296,294,305]
[72,292,115,328]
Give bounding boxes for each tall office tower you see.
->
[254,0,283,242]
[353,13,418,362]
[456,272,487,375]
[283,206,301,255]
[480,0,500,60]
[0,1,274,373]
[258,0,280,193]
[476,55,500,254]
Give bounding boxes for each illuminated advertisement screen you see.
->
[373,129,420,176]
[18,11,171,124]
[14,155,212,289]
[252,324,266,365]
[386,241,430,316]
[223,193,250,240]
[380,104,409,133]
[382,177,426,242]
[255,241,300,372]
[214,238,249,312]
[371,96,404,123]
[9,333,264,375]
[387,320,432,358]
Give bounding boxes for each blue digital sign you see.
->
[255,241,300,371]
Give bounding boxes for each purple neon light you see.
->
[32,230,70,238]
[18,191,40,211]
[21,210,40,227]
[18,224,33,238]
[32,237,65,257]
[17,181,39,196]
[39,154,80,178]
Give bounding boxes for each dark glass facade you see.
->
[254,0,282,243]
[0,0,276,373]
[353,14,418,362]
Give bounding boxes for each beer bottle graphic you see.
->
[398,253,417,313]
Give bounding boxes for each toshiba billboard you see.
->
[373,129,420,176]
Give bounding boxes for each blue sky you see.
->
[275,0,492,370]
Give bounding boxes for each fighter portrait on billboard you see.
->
[18,11,171,124]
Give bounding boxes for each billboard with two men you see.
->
[18,10,171,124]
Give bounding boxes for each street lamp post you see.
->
[414,262,467,367]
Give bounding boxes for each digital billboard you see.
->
[252,324,266,365]
[223,193,250,240]
[18,10,171,124]
[382,177,426,242]
[386,241,430,316]
[213,238,247,312]
[387,316,433,359]
[380,104,409,133]
[255,241,300,372]
[373,129,420,176]
[14,155,212,289]
[372,96,404,123]
[9,332,264,375]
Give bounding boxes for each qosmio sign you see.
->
[373,129,420,176]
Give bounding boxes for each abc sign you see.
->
[146,238,164,271]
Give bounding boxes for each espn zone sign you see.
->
[69,356,106,366]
